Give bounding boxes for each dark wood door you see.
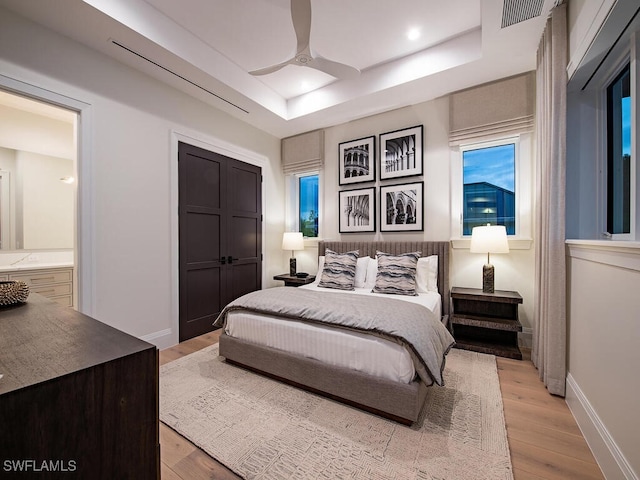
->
[178,142,261,341]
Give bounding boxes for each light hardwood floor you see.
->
[159,331,604,480]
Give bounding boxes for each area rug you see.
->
[160,344,513,480]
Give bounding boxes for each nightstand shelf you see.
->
[450,287,523,360]
[273,273,316,287]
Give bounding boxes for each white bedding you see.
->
[224,286,442,384]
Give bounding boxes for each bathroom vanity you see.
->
[0,266,73,307]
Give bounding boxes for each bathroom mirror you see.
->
[0,91,76,251]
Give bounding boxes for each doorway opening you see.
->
[0,89,79,308]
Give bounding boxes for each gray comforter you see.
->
[214,287,455,386]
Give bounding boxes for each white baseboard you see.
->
[518,327,532,349]
[140,328,177,351]
[566,373,638,480]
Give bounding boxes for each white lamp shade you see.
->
[469,225,509,254]
[282,232,304,251]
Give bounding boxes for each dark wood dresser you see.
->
[0,294,159,479]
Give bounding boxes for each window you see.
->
[461,141,516,235]
[451,135,531,246]
[298,174,319,237]
[285,171,321,239]
[606,63,631,236]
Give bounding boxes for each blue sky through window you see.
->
[622,96,631,155]
[463,143,515,192]
[299,174,318,237]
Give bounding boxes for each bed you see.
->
[216,241,453,425]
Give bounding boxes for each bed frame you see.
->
[219,241,450,425]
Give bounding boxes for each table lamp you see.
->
[282,232,304,275]
[469,224,509,293]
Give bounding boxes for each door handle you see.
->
[228,256,239,264]
[220,256,226,265]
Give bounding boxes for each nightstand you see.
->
[273,273,316,287]
[450,287,523,359]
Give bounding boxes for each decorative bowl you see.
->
[0,281,30,306]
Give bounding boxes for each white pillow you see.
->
[363,257,378,290]
[355,256,369,288]
[311,256,325,284]
[416,255,438,293]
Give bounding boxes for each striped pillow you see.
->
[372,251,421,296]
[318,249,359,291]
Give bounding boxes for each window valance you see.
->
[449,72,535,146]
[282,129,324,174]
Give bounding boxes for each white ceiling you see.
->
[0,0,554,138]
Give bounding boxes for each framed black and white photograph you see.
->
[339,136,375,185]
[339,187,376,233]
[380,182,423,232]
[379,125,423,180]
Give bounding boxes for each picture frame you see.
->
[338,136,376,185]
[379,125,423,180]
[339,187,376,233]
[380,182,424,232]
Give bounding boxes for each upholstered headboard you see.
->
[318,241,451,317]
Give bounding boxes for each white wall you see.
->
[293,96,536,336]
[0,7,284,348]
[0,104,75,250]
[323,99,451,242]
[566,1,640,478]
[566,243,640,479]
[0,103,75,159]
[16,151,74,249]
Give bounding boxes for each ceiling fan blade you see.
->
[249,58,294,76]
[250,1,360,81]
[290,0,312,54]
[308,55,360,79]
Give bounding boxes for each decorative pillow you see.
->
[318,249,359,290]
[416,255,438,293]
[314,255,366,287]
[355,256,369,288]
[372,251,420,296]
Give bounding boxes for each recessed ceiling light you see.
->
[407,28,420,41]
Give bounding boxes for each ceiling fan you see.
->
[249,0,360,79]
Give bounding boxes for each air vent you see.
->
[110,40,248,114]
[501,0,545,28]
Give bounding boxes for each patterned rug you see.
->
[160,344,513,480]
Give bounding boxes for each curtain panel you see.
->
[532,2,567,397]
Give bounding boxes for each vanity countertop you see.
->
[0,262,74,273]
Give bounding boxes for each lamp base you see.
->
[482,263,495,293]
[289,257,297,276]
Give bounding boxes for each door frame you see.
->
[0,73,95,316]
[170,129,267,347]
